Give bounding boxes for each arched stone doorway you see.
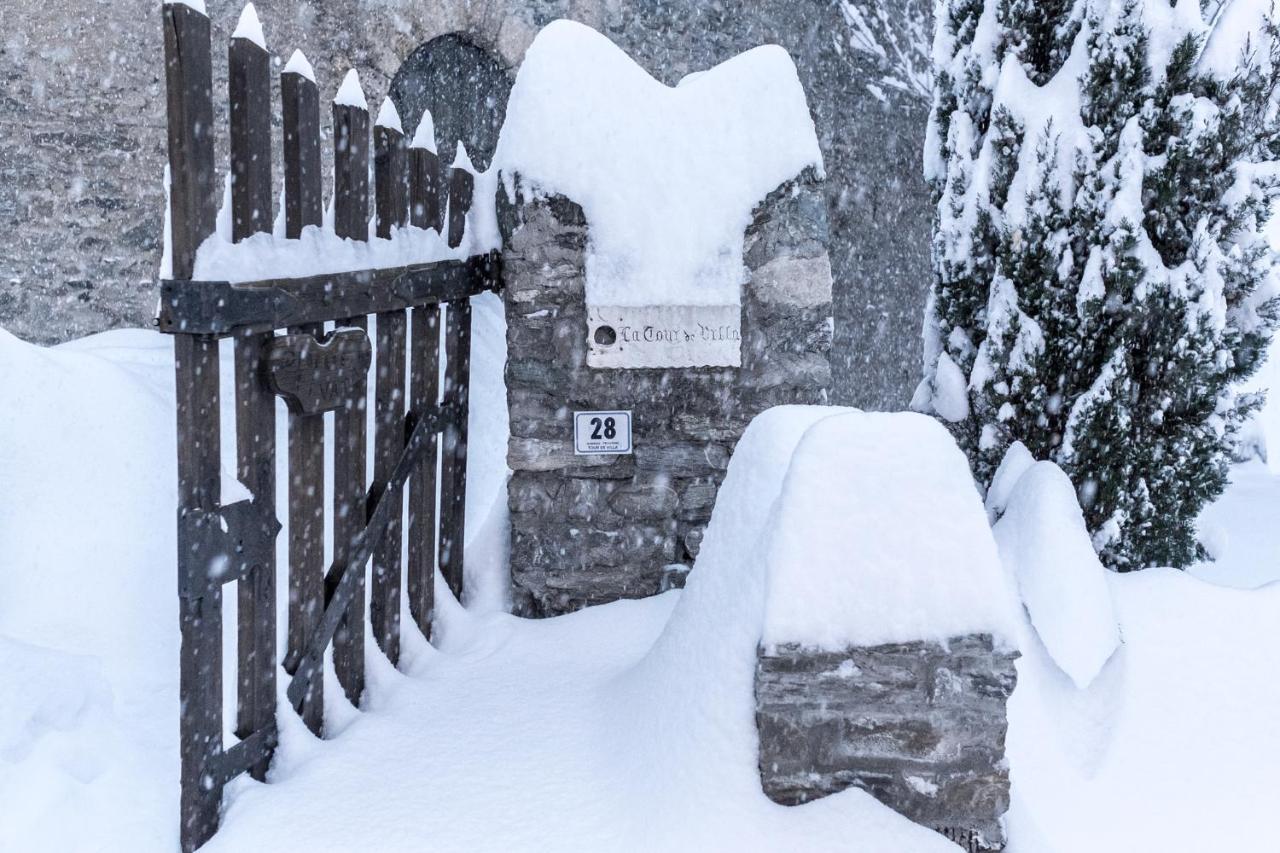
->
[388,33,512,172]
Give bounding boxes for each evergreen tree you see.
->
[919,0,1280,569]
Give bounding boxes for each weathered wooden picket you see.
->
[158,3,500,849]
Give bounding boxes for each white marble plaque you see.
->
[587,304,741,368]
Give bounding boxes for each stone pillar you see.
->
[756,635,1019,852]
[502,169,832,616]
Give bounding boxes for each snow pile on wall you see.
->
[994,460,1120,688]
[1006,569,1280,853]
[493,20,823,307]
[760,412,1018,650]
[612,406,959,850]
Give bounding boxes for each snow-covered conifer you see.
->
[920,0,1280,569]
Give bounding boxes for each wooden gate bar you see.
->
[372,313,406,661]
[439,298,472,599]
[447,162,474,249]
[333,79,370,242]
[372,115,409,662]
[282,57,323,238]
[228,14,277,777]
[375,107,408,239]
[280,55,328,731]
[156,253,499,335]
[409,123,441,232]
[286,327,326,734]
[408,133,442,634]
[407,304,440,637]
[164,4,221,850]
[331,81,371,703]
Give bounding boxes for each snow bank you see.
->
[1006,569,1280,853]
[761,412,1018,650]
[194,219,465,283]
[994,461,1120,689]
[0,329,179,851]
[200,405,953,851]
[334,69,367,111]
[493,20,823,307]
[1193,459,1280,589]
[1200,0,1275,78]
[375,97,402,133]
[612,406,958,851]
[282,49,314,83]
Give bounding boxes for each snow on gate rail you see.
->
[158,3,500,849]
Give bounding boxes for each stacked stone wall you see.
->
[503,172,832,615]
[756,635,1019,851]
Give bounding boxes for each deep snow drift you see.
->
[3,315,1280,850]
[2,315,1280,845]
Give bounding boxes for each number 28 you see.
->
[589,417,617,440]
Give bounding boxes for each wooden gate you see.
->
[158,3,501,849]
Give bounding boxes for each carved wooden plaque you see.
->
[586,305,741,369]
[265,328,372,416]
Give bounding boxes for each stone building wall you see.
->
[1,0,932,409]
[756,635,1019,852]
[503,172,832,615]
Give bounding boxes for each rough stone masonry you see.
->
[756,636,1019,852]
[502,169,832,616]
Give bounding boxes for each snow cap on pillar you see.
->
[411,111,437,153]
[376,97,403,133]
[232,3,266,49]
[283,49,316,83]
[334,69,368,111]
[452,141,476,173]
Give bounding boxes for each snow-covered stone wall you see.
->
[752,412,1020,851]
[756,638,1018,851]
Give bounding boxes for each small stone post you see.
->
[756,636,1019,851]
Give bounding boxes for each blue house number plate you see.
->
[574,410,633,455]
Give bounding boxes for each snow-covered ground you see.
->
[3,305,1279,851]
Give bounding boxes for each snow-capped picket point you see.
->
[282,49,315,83]
[163,0,207,15]
[231,3,266,49]
[451,141,475,173]
[759,412,1018,650]
[410,110,436,152]
[333,69,367,110]
[492,20,823,308]
[995,461,1120,689]
[375,97,402,133]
